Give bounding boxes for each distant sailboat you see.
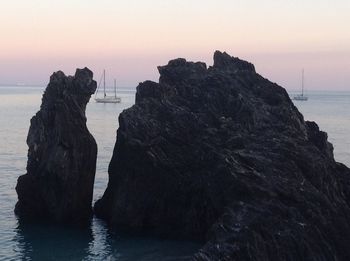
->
[95,70,121,103]
[293,69,308,101]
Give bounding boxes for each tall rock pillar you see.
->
[15,68,97,225]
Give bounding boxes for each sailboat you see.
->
[95,70,121,103]
[293,69,308,101]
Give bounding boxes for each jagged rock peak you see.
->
[46,67,95,93]
[43,67,96,113]
[158,58,207,85]
[213,50,255,72]
[15,68,97,225]
[157,51,256,85]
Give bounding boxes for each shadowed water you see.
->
[0,86,349,260]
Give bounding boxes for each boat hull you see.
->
[95,97,121,103]
[293,95,308,101]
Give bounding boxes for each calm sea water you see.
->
[0,87,349,260]
[291,91,350,166]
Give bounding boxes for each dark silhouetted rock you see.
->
[95,51,350,260]
[15,68,97,225]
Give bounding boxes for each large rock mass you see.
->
[95,51,350,260]
[15,68,97,225]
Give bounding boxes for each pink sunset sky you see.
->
[0,0,349,90]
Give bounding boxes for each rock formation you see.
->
[15,68,97,225]
[95,51,350,260]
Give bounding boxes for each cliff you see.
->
[95,51,350,260]
[15,68,97,225]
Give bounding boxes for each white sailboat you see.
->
[95,70,121,103]
[293,69,308,101]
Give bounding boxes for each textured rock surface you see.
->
[15,68,97,224]
[95,51,350,260]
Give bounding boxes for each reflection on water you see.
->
[14,221,93,261]
[13,217,199,260]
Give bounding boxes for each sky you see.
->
[0,0,349,90]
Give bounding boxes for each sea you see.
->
[0,86,349,260]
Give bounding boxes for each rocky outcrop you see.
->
[15,68,97,225]
[95,51,350,260]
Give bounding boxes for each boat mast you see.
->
[302,68,304,97]
[114,78,117,98]
[103,69,106,97]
